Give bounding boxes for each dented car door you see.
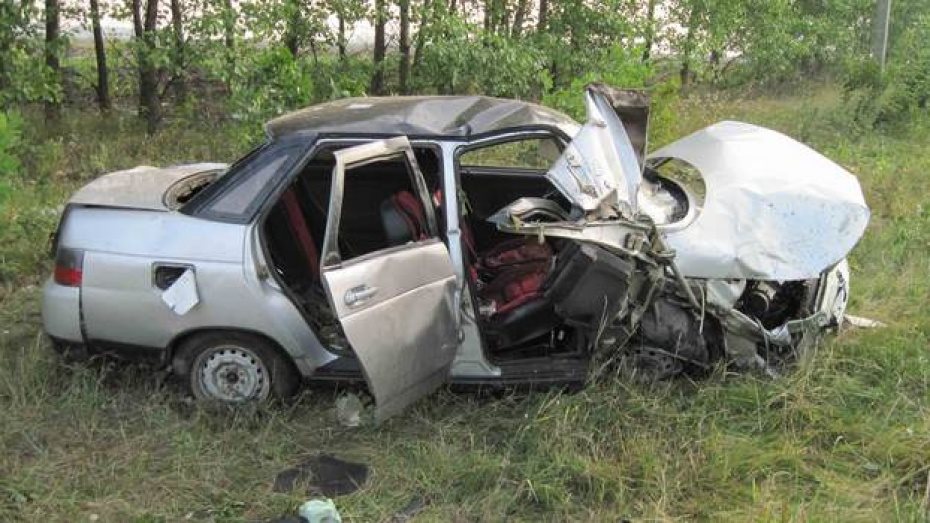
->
[319,137,459,423]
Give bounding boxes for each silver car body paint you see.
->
[438,140,502,378]
[40,279,82,342]
[61,206,332,375]
[648,121,870,280]
[546,88,643,213]
[69,163,227,211]
[323,240,458,422]
[319,138,458,422]
[41,92,870,415]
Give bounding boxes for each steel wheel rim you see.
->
[197,345,270,402]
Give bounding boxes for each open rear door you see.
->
[319,137,458,422]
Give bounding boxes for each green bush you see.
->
[541,45,679,147]
[0,111,22,204]
[414,17,551,98]
[842,14,930,129]
[223,50,372,125]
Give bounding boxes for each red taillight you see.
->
[54,265,82,286]
[54,248,84,287]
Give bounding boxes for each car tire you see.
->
[175,332,299,403]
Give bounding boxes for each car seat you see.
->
[381,190,429,246]
[280,187,320,280]
[477,242,561,349]
[428,189,563,349]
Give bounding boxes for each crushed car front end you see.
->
[483,84,868,378]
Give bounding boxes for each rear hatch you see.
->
[68,163,227,211]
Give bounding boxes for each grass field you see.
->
[2,86,929,521]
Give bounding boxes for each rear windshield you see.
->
[183,140,304,222]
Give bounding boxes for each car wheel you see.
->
[177,332,299,403]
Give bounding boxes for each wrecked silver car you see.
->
[41,84,869,421]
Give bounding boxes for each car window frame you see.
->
[454,130,566,176]
[320,137,441,268]
[457,133,565,172]
[183,134,317,224]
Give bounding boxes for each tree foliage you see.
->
[0,0,926,132]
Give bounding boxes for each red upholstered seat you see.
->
[281,187,320,280]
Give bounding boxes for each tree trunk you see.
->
[136,0,160,134]
[44,0,61,120]
[284,0,300,57]
[170,0,186,103]
[495,0,510,33]
[399,0,411,94]
[221,0,235,86]
[511,0,528,37]
[412,0,433,70]
[483,0,492,32]
[0,0,18,94]
[537,0,548,32]
[337,10,346,60]
[641,0,656,62]
[131,0,143,38]
[370,0,386,95]
[679,6,698,88]
[89,0,110,111]
[132,0,143,109]
[871,0,892,70]
[223,0,235,52]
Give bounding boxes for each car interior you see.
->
[262,138,635,371]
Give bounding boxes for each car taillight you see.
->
[54,247,84,287]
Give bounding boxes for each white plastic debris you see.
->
[160,269,200,315]
[299,498,342,523]
[844,314,886,329]
[335,393,363,428]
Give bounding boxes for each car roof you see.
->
[264,95,581,140]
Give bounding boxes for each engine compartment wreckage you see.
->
[43,84,870,421]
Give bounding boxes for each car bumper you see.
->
[41,277,83,343]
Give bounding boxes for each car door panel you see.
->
[322,240,457,422]
[319,137,459,422]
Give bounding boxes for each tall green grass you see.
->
[2,87,929,521]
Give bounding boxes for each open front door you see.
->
[319,137,458,422]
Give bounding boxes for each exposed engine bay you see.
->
[476,179,845,379]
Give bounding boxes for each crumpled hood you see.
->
[69,163,227,211]
[650,121,870,280]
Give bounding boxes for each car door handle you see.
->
[344,285,378,307]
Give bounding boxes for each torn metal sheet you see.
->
[649,121,870,280]
[160,269,200,315]
[586,83,650,169]
[546,87,643,213]
[704,279,747,310]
